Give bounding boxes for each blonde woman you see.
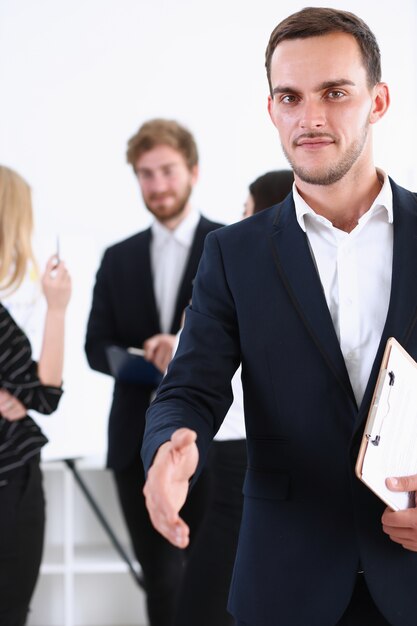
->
[0,165,71,626]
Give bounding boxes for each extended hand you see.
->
[143,333,176,373]
[143,428,199,548]
[0,389,27,421]
[382,475,417,551]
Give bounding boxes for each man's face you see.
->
[135,145,198,224]
[267,32,384,186]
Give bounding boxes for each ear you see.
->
[267,95,278,128]
[190,164,199,185]
[369,82,390,125]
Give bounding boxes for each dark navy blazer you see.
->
[142,179,417,626]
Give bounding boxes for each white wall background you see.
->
[0,0,416,461]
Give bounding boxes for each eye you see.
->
[138,170,152,181]
[327,90,345,99]
[280,94,298,104]
[162,165,177,177]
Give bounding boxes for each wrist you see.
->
[46,307,67,319]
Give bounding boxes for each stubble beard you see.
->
[282,122,370,186]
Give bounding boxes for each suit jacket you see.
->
[142,179,417,626]
[85,215,223,470]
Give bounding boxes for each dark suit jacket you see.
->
[142,179,417,626]
[85,215,223,470]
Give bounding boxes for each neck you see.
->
[160,203,192,231]
[295,167,383,233]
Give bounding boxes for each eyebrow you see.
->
[272,78,356,96]
[137,162,179,174]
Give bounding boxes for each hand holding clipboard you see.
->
[356,338,417,511]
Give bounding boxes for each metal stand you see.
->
[63,458,145,589]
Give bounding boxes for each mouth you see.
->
[295,135,335,150]
[149,194,174,203]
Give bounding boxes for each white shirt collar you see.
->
[293,169,393,233]
[151,206,200,248]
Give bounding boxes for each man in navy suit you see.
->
[142,9,417,626]
[85,118,222,626]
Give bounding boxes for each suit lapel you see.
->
[357,181,417,424]
[270,197,356,405]
[170,217,209,333]
[141,228,160,332]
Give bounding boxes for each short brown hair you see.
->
[265,7,381,95]
[126,118,199,171]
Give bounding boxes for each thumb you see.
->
[171,428,197,452]
[386,474,417,491]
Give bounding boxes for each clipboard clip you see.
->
[366,370,395,447]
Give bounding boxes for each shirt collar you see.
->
[151,206,200,248]
[293,168,393,232]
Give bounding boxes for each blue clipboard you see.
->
[106,345,163,387]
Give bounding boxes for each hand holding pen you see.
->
[41,254,72,312]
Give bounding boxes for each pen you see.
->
[50,236,60,278]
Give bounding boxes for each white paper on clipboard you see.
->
[356,338,417,511]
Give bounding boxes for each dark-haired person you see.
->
[0,165,71,626]
[85,118,222,626]
[243,169,294,217]
[142,8,417,626]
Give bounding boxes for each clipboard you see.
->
[356,337,417,510]
[106,345,163,387]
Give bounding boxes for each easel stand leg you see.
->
[63,458,145,589]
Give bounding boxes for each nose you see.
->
[148,171,169,193]
[299,99,326,130]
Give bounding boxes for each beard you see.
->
[282,122,370,186]
[144,182,193,223]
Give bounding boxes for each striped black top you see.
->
[0,302,63,477]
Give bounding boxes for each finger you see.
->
[148,503,190,548]
[166,520,190,548]
[153,355,166,374]
[9,406,26,420]
[54,263,69,280]
[143,338,157,361]
[143,485,190,547]
[161,347,173,370]
[386,474,417,492]
[382,523,412,540]
[153,346,171,373]
[381,506,417,528]
[161,354,171,372]
[152,516,189,547]
[46,255,59,269]
[383,529,417,551]
[44,256,60,278]
[399,541,417,552]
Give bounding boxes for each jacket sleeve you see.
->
[0,305,63,414]
[141,230,241,476]
[84,249,118,375]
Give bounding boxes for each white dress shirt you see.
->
[151,207,200,333]
[293,170,393,407]
[172,331,246,441]
[214,366,246,441]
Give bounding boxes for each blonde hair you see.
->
[0,166,37,294]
